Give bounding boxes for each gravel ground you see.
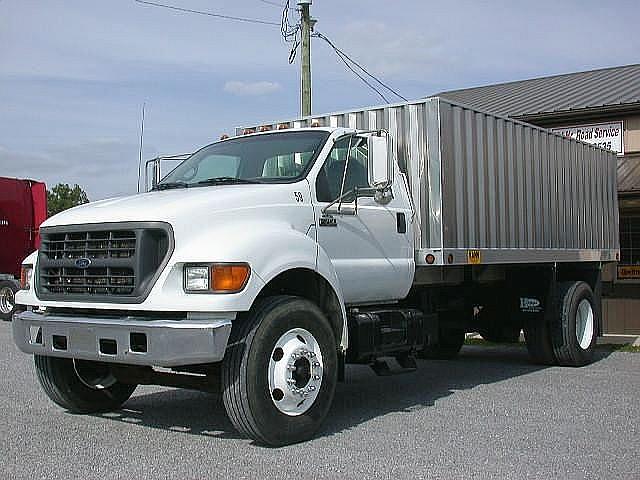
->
[1,322,638,480]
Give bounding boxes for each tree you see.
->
[46,183,89,216]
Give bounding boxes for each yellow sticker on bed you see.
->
[467,249,481,264]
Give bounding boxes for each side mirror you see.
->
[368,134,392,188]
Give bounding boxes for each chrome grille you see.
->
[42,230,137,260]
[40,266,136,295]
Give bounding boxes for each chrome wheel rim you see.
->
[0,286,15,315]
[268,328,324,416]
[576,298,594,350]
[73,360,117,390]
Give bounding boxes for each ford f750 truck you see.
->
[13,97,619,445]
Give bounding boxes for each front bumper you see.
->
[12,310,232,367]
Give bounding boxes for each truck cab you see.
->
[13,127,417,445]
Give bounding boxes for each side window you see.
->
[316,137,369,202]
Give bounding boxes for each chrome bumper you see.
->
[12,310,232,367]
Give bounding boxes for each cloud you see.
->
[223,80,282,96]
[0,140,143,201]
[331,20,446,81]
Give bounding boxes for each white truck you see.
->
[13,97,619,446]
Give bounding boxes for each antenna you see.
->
[137,102,146,193]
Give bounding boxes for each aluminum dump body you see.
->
[241,97,619,266]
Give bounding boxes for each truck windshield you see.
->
[156,130,330,189]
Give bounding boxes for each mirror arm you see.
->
[322,188,356,215]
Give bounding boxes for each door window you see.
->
[316,136,369,202]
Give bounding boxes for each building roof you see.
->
[438,64,640,121]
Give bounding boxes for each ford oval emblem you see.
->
[75,258,91,269]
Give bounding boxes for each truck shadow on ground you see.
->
[94,345,611,443]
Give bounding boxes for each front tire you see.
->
[222,296,338,446]
[34,355,137,413]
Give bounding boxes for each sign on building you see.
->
[552,121,624,154]
[618,265,640,280]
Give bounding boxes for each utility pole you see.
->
[298,0,312,117]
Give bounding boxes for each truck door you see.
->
[312,135,414,305]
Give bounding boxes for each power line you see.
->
[258,0,294,10]
[280,0,300,64]
[313,31,408,102]
[134,0,280,26]
[323,38,391,104]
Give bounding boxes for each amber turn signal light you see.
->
[211,264,250,293]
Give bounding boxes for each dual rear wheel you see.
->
[524,281,597,366]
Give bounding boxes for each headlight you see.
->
[20,264,33,290]
[183,263,251,293]
[184,266,210,291]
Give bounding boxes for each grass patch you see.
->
[596,343,640,353]
[464,338,523,347]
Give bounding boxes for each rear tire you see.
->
[551,281,598,367]
[419,328,465,359]
[0,279,19,321]
[34,355,137,413]
[222,296,338,446]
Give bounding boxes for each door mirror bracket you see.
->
[374,186,393,205]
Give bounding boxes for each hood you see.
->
[42,184,299,228]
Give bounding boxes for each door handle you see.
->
[396,213,406,234]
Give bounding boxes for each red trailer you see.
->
[0,177,47,320]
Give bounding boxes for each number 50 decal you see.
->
[294,192,304,203]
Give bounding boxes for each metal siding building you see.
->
[439,64,640,334]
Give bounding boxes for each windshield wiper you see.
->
[195,177,261,186]
[153,181,189,191]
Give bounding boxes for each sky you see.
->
[1,0,639,200]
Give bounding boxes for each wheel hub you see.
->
[292,357,311,388]
[268,328,323,416]
[576,298,594,350]
[0,286,15,315]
